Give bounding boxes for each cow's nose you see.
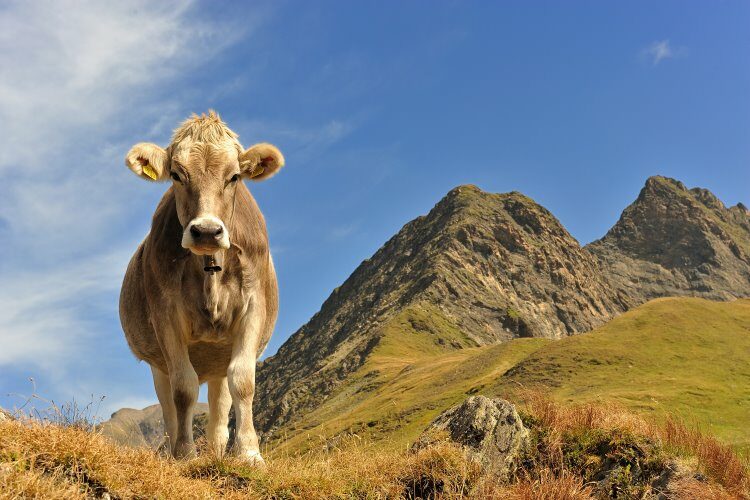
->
[190,222,223,241]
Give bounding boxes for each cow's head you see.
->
[124,111,284,255]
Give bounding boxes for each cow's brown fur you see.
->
[119,111,283,462]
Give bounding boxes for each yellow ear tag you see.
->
[142,164,158,180]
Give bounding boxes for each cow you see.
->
[119,111,283,463]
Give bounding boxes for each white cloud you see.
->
[0,1,228,170]
[0,0,264,385]
[641,39,683,66]
[0,245,132,372]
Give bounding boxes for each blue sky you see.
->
[0,1,748,418]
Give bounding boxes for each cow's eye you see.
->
[230,174,240,183]
[170,172,181,182]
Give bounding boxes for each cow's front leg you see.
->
[161,331,200,459]
[228,322,262,463]
[151,366,178,454]
[207,377,232,457]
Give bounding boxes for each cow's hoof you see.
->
[241,450,265,466]
[173,441,197,460]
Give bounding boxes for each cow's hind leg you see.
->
[207,377,232,457]
[151,366,178,454]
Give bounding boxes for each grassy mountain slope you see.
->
[255,185,629,438]
[493,297,750,452]
[268,303,550,454]
[267,298,750,455]
[257,177,750,441]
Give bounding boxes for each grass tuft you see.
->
[518,393,749,498]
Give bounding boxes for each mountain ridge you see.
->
[253,175,750,439]
[255,183,633,436]
[101,175,750,449]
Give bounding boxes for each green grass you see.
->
[492,297,750,453]
[268,297,750,457]
[267,304,549,454]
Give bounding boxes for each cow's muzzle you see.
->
[182,216,230,255]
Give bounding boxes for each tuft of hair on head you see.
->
[171,109,240,145]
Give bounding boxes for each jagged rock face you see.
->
[255,185,629,436]
[587,176,750,302]
[416,186,628,342]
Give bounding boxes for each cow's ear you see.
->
[125,143,169,181]
[239,143,284,182]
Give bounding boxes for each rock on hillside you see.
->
[414,396,530,480]
[255,185,630,437]
[587,176,750,303]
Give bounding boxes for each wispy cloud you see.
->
[0,0,265,400]
[0,1,243,172]
[0,247,132,372]
[237,118,357,164]
[641,39,684,66]
[329,222,359,241]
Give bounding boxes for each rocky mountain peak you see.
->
[588,175,750,302]
[255,185,629,436]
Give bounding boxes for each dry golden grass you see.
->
[2,394,749,499]
[187,437,481,499]
[476,469,595,499]
[0,417,482,499]
[520,390,654,438]
[1,463,83,500]
[0,418,215,499]
[666,477,739,500]
[659,416,749,494]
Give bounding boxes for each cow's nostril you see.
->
[188,220,225,245]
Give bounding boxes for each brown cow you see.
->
[119,111,283,462]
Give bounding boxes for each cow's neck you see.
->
[190,250,226,323]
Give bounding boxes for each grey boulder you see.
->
[414,395,529,480]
